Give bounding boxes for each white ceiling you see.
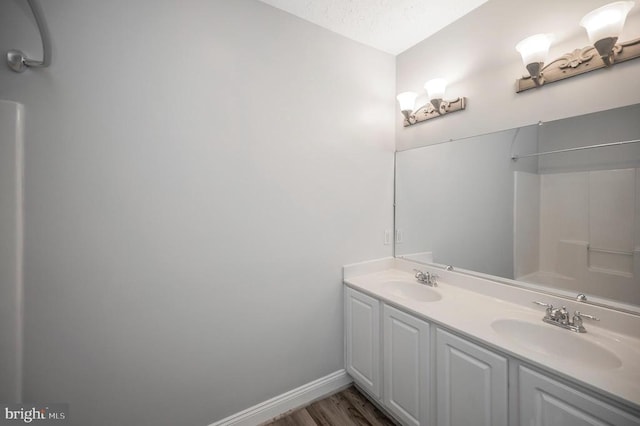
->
[255,0,490,55]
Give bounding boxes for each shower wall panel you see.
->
[0,100,24,402]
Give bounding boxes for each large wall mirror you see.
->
[395,103,640,312]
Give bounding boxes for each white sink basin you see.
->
[381,281,442,302]
[491,319,621,370]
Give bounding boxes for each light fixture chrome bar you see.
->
[511,138,640,161]
[6,0,51,73]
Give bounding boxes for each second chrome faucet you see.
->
[413,269,438,287]
[533,301,599,333]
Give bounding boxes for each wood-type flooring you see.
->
[261,385,396,426]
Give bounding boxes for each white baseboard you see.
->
[209,369,352,426]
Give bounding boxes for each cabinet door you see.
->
[345,287,381,398]
[519,366,640,426]
[383,304,430,426]
[436,328,508,426]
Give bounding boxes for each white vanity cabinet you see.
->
[344,283,640,426]
[383,304,430,426]
[345,287,381,399]
[519,366,640,426]
[436,328,508,426]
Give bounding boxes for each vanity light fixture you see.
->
[515,34,552,86]
[396,78,466,127]
[516,1,639,92]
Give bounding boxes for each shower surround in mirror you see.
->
[395,103,640,309]
[515,169,639,305]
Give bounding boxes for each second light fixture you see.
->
[515,1,639,92]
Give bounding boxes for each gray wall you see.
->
[396,0,640,151]
[0,1,395,425]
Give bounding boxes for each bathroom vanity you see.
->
[343,258,640,426]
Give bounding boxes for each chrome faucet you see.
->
[533,301,599,333]
[413,269,438,287]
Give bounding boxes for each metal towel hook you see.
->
[6,0,51,72]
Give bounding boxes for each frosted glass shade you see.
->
[515,34,552,66]
[580,1,635,44]
[396,92,417,112]
[424,78,447,100]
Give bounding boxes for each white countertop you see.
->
[344,258,640,412]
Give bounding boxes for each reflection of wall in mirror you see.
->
[538,104,640,174]
[395,125,538,279]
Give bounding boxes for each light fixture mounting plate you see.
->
[403,97,466,127]
[516,37,640,93]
